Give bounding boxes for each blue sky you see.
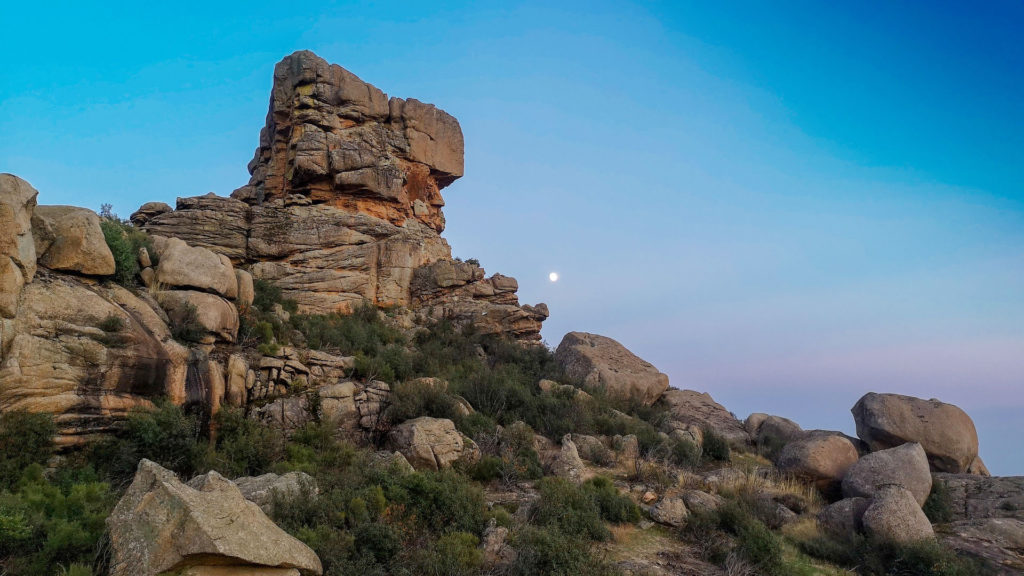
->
[2,1,1022,473]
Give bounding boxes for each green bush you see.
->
[508,525,622,576]
[533,477,610,541]
[411,531,483,576]
[0,465,113,575]
[99,217,153,287]
[98,314,125,333]
[94,401,204,481]
[583,476,640,524]
[922,478,954,524]
[0,411,56,491]
[203,408,287,477]
[701,427,731,462]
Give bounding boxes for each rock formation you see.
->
[555,332,669,405]
[107,459,322,576]
[852,392,980,474]
[841,442,932,506]
[138,50,546,340]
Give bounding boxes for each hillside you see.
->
[0,51,1021,576]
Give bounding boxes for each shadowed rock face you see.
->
[139,51,545,340]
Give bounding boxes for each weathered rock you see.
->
[129,201,172,226]
[554,332,668,405]
[745,413,803,447]
[0,174,38,318]
[318,381,358,422]
[572,434,611,464]
[818,497,870,539]
[155,236,237,298]
[107,460,322,576]
[777,434,859,495]
[0,275,186,445]
[933,474,1024,522]
[159,290,239,342]
[842,442,932,506]
[550,434,587,482]
[132,52,545,341]
[942,518,1024,574]
[236,269,255,308]
[613,434,640,461]
[31,205,116,275]
[968,457,992,477]
[389,416,479,470]
[225,354,248,407]
[229,472,318,515]
[650,495,689,527]
[481,518,516,565]
[658,389,749,445]
[862,484,935,543]
[852,392,979,473]
[681,490,724,515]
[370,450,416,475]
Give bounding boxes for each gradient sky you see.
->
[2,1,1022,473]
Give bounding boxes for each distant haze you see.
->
[2,1,1021,472]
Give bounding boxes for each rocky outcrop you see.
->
[31,205,115,276]
[107,460,322,576]
[159,290,240,343]
[861,484,935,543]
[852,392,979,473]
[942,518,1024,574]
[0,174,38,318]
[842,442,932,506]
[0,274,187,446]
[554,332,668,405]
[658,389,749,445]
[776,434,859,495]
[139,51,545,340]
[389,416,479,470]
[933,474,1024,522]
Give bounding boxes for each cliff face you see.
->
[139,50,546,339]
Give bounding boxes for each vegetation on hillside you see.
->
[0,277,999,576]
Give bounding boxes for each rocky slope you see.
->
[1,50,1022,576]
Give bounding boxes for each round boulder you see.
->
[862,484,935,543]
[554,332,669,406]
[851,392,978,473]
[777,434,859,495]
[842,442,932,506]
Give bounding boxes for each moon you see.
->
[549,272,559,282]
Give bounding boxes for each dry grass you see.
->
[712,466,823,514]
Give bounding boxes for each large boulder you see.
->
[852,392,979,473]
[0,275,187,446]
[842,442,932,506]
[777,434,859,495]
[389,416,479,470]
[159,290,239,343]
[154,236,238,298]
[31,205,115,275]
[861,484,935,543]
[745,413,803,447]
[107,460,322,576]
[554,332,669,405]
[818,497,870,539]
[658,389,749,445]
[0,174,38,318]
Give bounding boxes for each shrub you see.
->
[467,455,504,482]
[97,314,125,333]
[667,437,702,468]
[0,411,56,491]
[583,476,640,524]
[170,301,206,343]
[202,408,286,477]
[508,526,621,576]
[0,465,113,574]
[99,218,153,287]
[95,401,204,481]
[701,427,731,462]
[922,478,954,524]
[412,531,483,576]
[533,477,610,541]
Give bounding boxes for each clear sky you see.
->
[2,1,1022,473]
